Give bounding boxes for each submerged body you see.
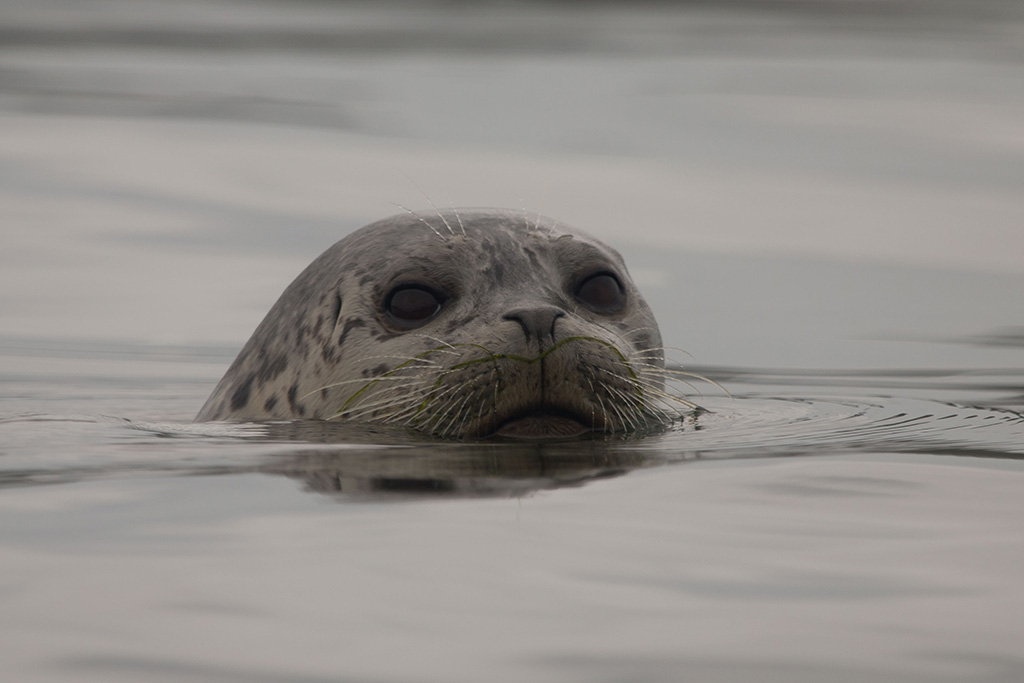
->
[197,209,684,438]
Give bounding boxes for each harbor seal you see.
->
[196,208,690,438]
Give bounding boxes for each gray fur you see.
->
[196,209,675,438]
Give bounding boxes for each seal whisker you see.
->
[657,344,698,361]
[405,334,465,354]
[629,365,705,398]
[391,202,447,241]
[610,363,697,401]
[359,394,437,426]
[439,392,474,439]
[610,385,647,432]
[532,187,550,234]
[400,174,456,236]
[330,364,445,389]
[449,203,467,236]
[426,199,457,237]
[312,364,447,402]
[452,395,477,438]
[332,393,421,422]
[643,363,730,398]
[588,381,613,434]
[618,326,662,343]
[332,376,438,415]
[601,386,637,432]
[589,362,697,416]
[631,385,690,422]
[353,350,448,364]
[367,390,432,421]
[392,376,476,428]
[624,378,699,413]
[459,375,496,436]
[405,381,462,427]
[301,373,437,402]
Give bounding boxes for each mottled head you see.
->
[196,209,688,438]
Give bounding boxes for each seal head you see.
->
[196,209,681,438]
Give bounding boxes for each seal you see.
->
[195,208,691,438]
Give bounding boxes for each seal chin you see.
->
[492,409,590,440]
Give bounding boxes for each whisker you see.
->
[602,386,639,432]
[439,393,474,439]
[335,392,424,421]
[452,395,477,438]
[391,202,446,240]
[660,367,731,398]
[533,189,548,233]
[621,355,728,398]
[589,363,699,417]
[449,203,467,236]
[405,334,464,353]
[301,372,442,402]
[590,384,612,434]
[400,174,456,236]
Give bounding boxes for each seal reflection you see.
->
[253,420,694,500]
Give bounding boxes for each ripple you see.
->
[673,395,1024,459]
[2,393,1022,497]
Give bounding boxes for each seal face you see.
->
[196,209,686,438]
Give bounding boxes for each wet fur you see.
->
[196,208,698,437]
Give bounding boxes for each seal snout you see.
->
[503,305,565,342]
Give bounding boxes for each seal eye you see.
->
[575,272,626,314]
[385,285,445,329]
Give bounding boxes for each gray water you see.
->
[2,1,1024,681]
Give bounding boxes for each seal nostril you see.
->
[503,306,565,341]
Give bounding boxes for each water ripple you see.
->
[1,389,1021,498]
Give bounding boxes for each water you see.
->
[2,1,1024,681]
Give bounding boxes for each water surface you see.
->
[2,1,1024,681]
